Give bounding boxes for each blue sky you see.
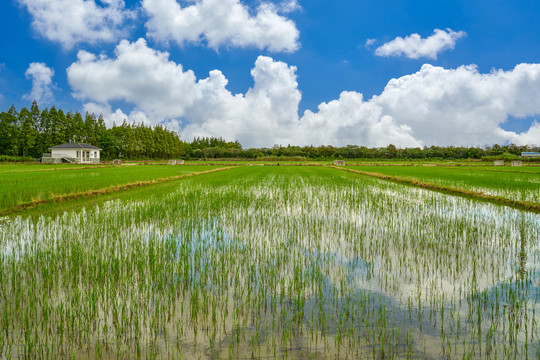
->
[1,0,540,147]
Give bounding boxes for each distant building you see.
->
[168,160,185,165]
[42,143,101,164]
[521,152,540,158]
[511,160,523,167]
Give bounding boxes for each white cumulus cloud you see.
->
[506,122,540,145]
[23,62,55,104]
[182,55,302,145]
[68,39,301,146]
[17,0,133,49]
[375,28,466,60]
[67,39,540,147]
[373,63,540,146]
[68,39,198,120]
[142,0,300,52]
[299,92,420,147]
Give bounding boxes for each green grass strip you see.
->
[0,166,234,216]
[330,165,540,214]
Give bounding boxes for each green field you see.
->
[0,164,225,213]
[1,165,539,359]
[347,165,540,205]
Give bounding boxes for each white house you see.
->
[42,143,101,164]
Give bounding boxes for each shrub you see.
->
[0,155,35,163]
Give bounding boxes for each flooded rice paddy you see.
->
[0,167,539,359]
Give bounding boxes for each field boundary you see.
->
[0,164,118,174]
[331,166,540,213]
[1,166,234,216]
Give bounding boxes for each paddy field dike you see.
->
[0,162,539,359]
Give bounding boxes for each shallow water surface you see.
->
[1,170,539,359]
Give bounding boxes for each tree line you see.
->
[0,102,189,160]
[241,143,539,161]
[1,102,538,161]
[189,143,539,161]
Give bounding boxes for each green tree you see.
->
[0,106,20,155]
[36,108,53,155]
[51,108,67,145]
[17,107,37,157]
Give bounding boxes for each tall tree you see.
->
[84,112,97,145]
[50,107,67,145]
[17,107,37,157]
[36,108,53,155]
[0,106,20,155]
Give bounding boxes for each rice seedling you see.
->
[0,166,538,359]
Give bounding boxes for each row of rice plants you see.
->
[0,166,538,359]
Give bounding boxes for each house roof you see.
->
[49,143,102,150]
